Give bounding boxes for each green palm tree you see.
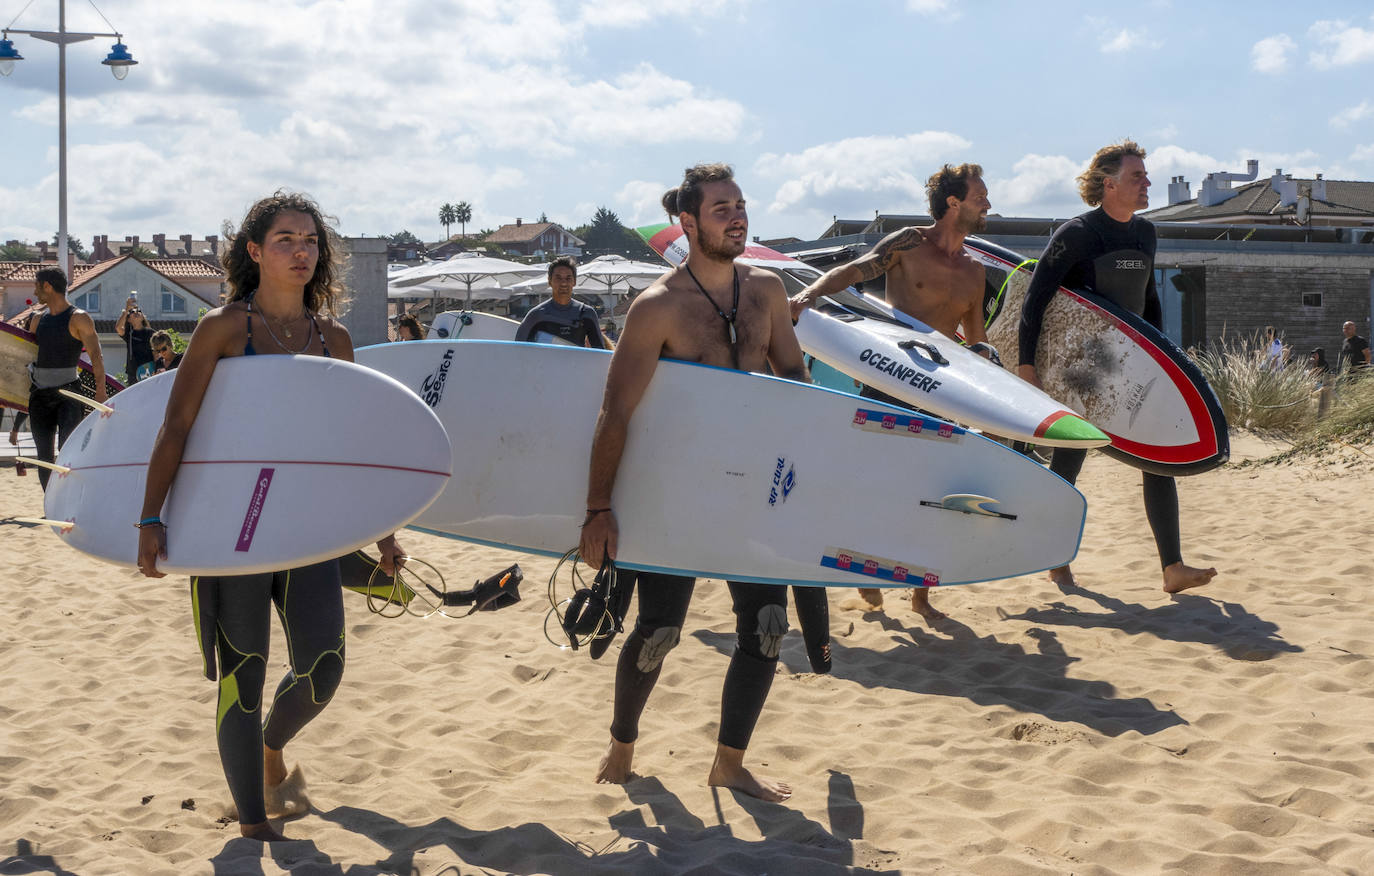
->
[439,203,458,239]
[454,201,473,238]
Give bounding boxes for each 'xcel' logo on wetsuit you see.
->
[420,349,455,408]
[1115,259,1146,270]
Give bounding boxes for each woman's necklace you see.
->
[253,300,313,353]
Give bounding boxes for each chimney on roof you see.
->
[1313,173,1327,202]
[207,234,219,257]
[1270,169,1298,207]
[92,235,106,261]
[129,235,140,252]
[1168,175,1192,205]
[1198,159,1259,207]
[515,218,522,227]
[180,234,193,256]
[37,241,49,260]
[153,234,167,258]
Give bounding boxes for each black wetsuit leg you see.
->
[719,581,789,750]
[1049,447,1087,485]
[790,585,831,673]
[609,572,694,745]
[1053,449,1183,569]
[1142,473,1183,569]
[27,382,82,490]
[205,559,344,826]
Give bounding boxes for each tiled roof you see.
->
[1,261,100,283]
[484,222,585,246]
[1144,178,1374,223]
[142,258,225,279]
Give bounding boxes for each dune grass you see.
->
[1193,332,1322,434]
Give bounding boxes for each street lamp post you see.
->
[1,0,136,276]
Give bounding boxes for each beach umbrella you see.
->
[512,254,667,297]
[388,251,545,313]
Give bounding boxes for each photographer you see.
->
[115,293,155,383]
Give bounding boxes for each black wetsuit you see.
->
[611,573,790,750]
[515,298,606,347]
[29,307,86,490]
[1018,207,1181,569]
[192,300,343,827]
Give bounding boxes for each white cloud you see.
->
[755,132,972,216]
[1309,19,1374,68]
[986,154,1083,216]
[1153,123,1180,142]
[1251,34,1296,74]
[614,180,673,228]
[0,0,747,242]
[1098,26,1162,54]
[1331,101,1374,129]
[906,0,958,17]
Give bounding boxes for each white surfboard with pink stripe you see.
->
[42,356,451,575]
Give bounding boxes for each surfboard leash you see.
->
[986,257,1038,329]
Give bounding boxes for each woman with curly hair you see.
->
[136,191,406,842]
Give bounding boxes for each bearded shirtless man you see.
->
[581,163,809,802]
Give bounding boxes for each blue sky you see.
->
[3,0,1373,249]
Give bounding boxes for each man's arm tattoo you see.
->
[863,227,923,278]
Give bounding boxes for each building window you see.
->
[1302,292,1322,308]
[73,284,100,313]
[161,285,187,314]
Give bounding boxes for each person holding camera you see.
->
[116,292,155,383]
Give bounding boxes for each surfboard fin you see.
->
[57,389,113,414]
[12,517,76,532]
[919,494,1017,521]
[14,457,71,474]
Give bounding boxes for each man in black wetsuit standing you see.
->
[515,256,608,348]
[29,267,107,490]
[580,163,809,802]
[1017,140,1216,595]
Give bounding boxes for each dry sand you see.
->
[2,433,1372,874]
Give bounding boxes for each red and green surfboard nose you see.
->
[1037,411,1110,447]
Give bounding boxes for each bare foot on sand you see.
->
[596,738,634,784]
[240,821,287,842]
[1163,561,1217,594]
[1049,565,1077,590]
[911,588,946,620]
[708,744,791,803]
[857,588,883,609]
[262,748,309,818]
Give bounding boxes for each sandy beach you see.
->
[2,432,1373,874]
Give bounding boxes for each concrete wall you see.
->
[339,237,388,348]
